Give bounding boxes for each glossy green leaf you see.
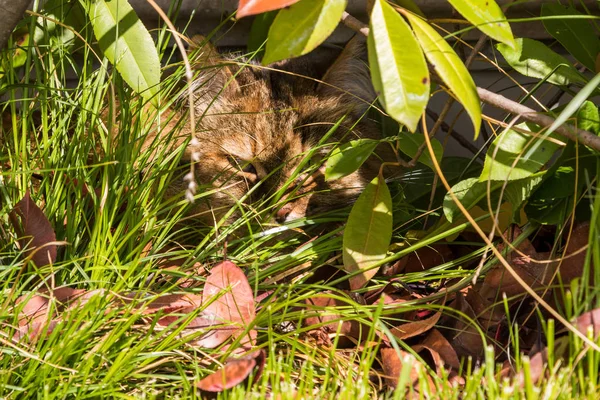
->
[480,123,565,182]
[343,175,393,290]
[526,143,598,224]
[447,0,516,49]
[86,0,160,104]
[397,132,443,170]
[262,0,347,64]
[405,13,481,138]
[444,178,499,223]
[577,101,600,135]
[542,4,600,71]
[247,11,277,59]
[499,172,544,223]
[368,0,429,132]
[444,173,543,224]
[497,38,586,86]
[325,139,379,181]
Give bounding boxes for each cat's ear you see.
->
[184,35,240,115]
[317,36,376,113]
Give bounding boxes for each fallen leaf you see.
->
[197,261,256,348]
[302,293,368,346]
[575,307,600,338]
[380,347,435,394]
[559,221,593,285]
[446,291,486,359]
[383,244,453,275]
[413,329,460,372]
[389,308,442,341]
[195,350,265,392]
[9,191,57,267]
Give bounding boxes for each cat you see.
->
[148,36,400,230]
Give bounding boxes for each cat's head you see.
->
[162,37,393,229]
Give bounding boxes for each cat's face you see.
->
[160,38,394,228]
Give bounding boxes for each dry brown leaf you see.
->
[447,291,486,359]
[559,222,593,285]
[389,308,442,341]
[380,347,435,395]
[9,191,57,267]
[383,244,453,276]
[413,329,460,371]
[302,293,369,346]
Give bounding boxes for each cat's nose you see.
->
[276,205,293,223]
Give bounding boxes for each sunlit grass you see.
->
[0,3,599,399]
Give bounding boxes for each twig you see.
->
[341,12,370,37]
[426,109,484,159]
[476,87,599,149]
[339,13,600,153]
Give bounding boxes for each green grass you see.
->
[1,4,600,399]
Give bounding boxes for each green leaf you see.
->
[397,132,443,170]
[444,178,500,223]
[447,0,516,49]
[577,101,600,135]
[343,175,393,290]
[262,0,347,64]
[247,11,277,59]
[368,0,429,132]
[542,4,600,71]
[500,172,545,223]
[443,174,543,224]
[325,139,379,181]
[497,38,586,86]
[526,143,598,225]
[405,13,481,138]
[480,122,565,182]
[86,0,160,105]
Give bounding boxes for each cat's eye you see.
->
[228,156,257,176]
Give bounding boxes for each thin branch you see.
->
[341,12,370,37]
[340,12,600,153]
[426,109,484,159]
[476,87,599,149]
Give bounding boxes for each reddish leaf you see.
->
[195,350,265,392]
[9,191,57,267]
[16,287,86,326]
[237,0,301,18]
[14,288,105,341]
[575,308,600,338]
[197,261,256,348]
